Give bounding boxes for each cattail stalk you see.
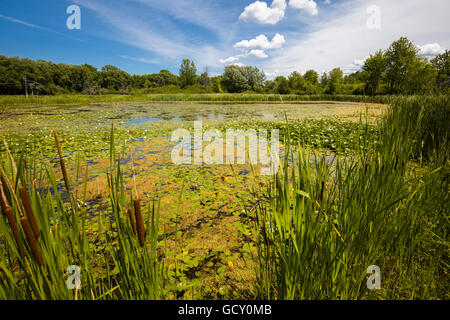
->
[18,186,40,239]
[320,181,326,202]
[4,208,20,248]
[20,217,42,266]
[133,199,145,247]
[0,174,12,206]
[128,208,137,235]
[0,181,8,214]
[52,130,70,192]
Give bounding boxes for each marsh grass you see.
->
[252,95,449,299]
[0,94,392,109]
[0,126,166,299]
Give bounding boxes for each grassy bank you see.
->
[0,93,393,108]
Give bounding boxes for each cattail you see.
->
[0,174,12,206]
[0,181,8,214]
[52,130,70,192]
[128,208,137,235]
[320,181,326,202]
[20,217,42,266]
[133,199,145,247]
[4,208,20,248]
[18,186,40,239]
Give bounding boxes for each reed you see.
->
[52,130,71,192]
[20,217,42,266]
[18,186,40,239]
[253,95,449,300]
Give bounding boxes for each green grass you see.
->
[251,95,449,299]
[0,127,166,299]
[0,93,392,109]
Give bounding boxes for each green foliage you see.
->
[304,70,319,86]
[274,76,290,94]
[431,50,450,92]
[288,72,306,94]
[254,96,449,299]
[179,59,198,88]
[222,65,266,93]
[362,51,385,95]
[326,68,344,94]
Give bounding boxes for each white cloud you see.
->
[0,13,84,41]
[219,56,240,64]
[270,33,286,49]
[343,57,368,74]
[418,43,445,56]
[222,33,285,64]
[247,49,269,59]
[289,0,319,16]
[120,55,160,64]
[234,33,285,51]
[239,0,287,25]
[262,0,450,76]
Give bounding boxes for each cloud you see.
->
[120,55,160,65]
[418,43,446,56]
[234,34,285,51]
[289,0,319,16]
[262,0,450,76]
[239,0,287,25]
[247,49,269,59]
[73,0,225,68]
[219,56,240,64]
[221,33,285,64]
[0,13,84,41]
[342,57,368,74]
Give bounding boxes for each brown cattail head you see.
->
[0,174,12,207]
[18,186,40,239]
[128,208,137,235]
[320,181,326,202]
[5,207,20,248]
[52,130,70,192]
[133,199,146,247]
[20,217,42,266]
[0,180,8,214]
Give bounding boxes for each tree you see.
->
[304,70,319,86]
[222,65,265,93]
[211,76,223,93]
[431,50,450,91]
[288,71,306,94]
[384,37,419,94]
[320,72,328,88]
[362,50,385,95]
[199,71,211,91]
[274,76,290,94]
[179,59,197,88]
[241,66,266,92]
[327,68,343,94]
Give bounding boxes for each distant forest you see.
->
[0,37,448,96]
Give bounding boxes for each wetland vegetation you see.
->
[0,95,448,300]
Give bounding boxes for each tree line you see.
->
[0,37,448,96]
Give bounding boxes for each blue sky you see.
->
[1,0,449,77]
